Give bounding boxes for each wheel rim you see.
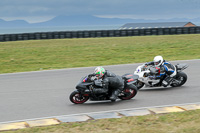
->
[178,76,187,85]
[72,93,88,104]
[137,81,144,89]
[171,75,186,87]
[122,88,136,100]
[178,76,184,83]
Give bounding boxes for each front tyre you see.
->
[118,85,137,100]
[170,72,187,87]
[136,81,144,90]
[70,91,89,104]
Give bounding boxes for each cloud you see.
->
[0,0,200,23]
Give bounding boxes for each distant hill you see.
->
[31,15,139,27]
[0,19,29,28]
[0,15,199,28]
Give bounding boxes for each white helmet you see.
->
[153,56,163,67]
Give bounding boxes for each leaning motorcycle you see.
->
[134,63,188,90]
[70,74,138,104]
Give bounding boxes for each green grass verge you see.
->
[3,109,200,133]
[0,34,200,74]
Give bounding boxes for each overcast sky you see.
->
[0,0,200,23]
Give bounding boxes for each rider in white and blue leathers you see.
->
[145,56,176,87]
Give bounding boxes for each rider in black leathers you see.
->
[91,66,124,101]
[145,56,176,87]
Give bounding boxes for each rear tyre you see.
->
[118,85,137,100]
[70,91,89,104]
[170,72,187,87]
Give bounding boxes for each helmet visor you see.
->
[154,60,161,65]
[95,74,100,78]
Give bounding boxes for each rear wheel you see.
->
[69,91,89,104]
[170,72,187,87]
[118,85,137,100]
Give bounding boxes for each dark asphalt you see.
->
[0,60,199,122]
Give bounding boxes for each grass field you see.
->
[0,34,200,74]
[2,109,200,133]
[1,34,200,132]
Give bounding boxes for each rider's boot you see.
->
[162,76,173,87]
[110,89,120,102]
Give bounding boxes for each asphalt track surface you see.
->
[0,59,200,123]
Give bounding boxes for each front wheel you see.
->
[118,85,137,100]
[69,91,89,104]
[170,72,187,87]
[136,81,144,90]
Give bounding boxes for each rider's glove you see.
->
[88,73,96,77]
[144,63,148,67]
[88,73,97,81]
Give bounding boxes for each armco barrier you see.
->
[0,26,200,42]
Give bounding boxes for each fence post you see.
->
[196,27,200,33]
[0,35,4,42]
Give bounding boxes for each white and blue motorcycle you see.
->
[134,63,188,90]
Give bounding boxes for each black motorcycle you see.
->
[70,74,138,104]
